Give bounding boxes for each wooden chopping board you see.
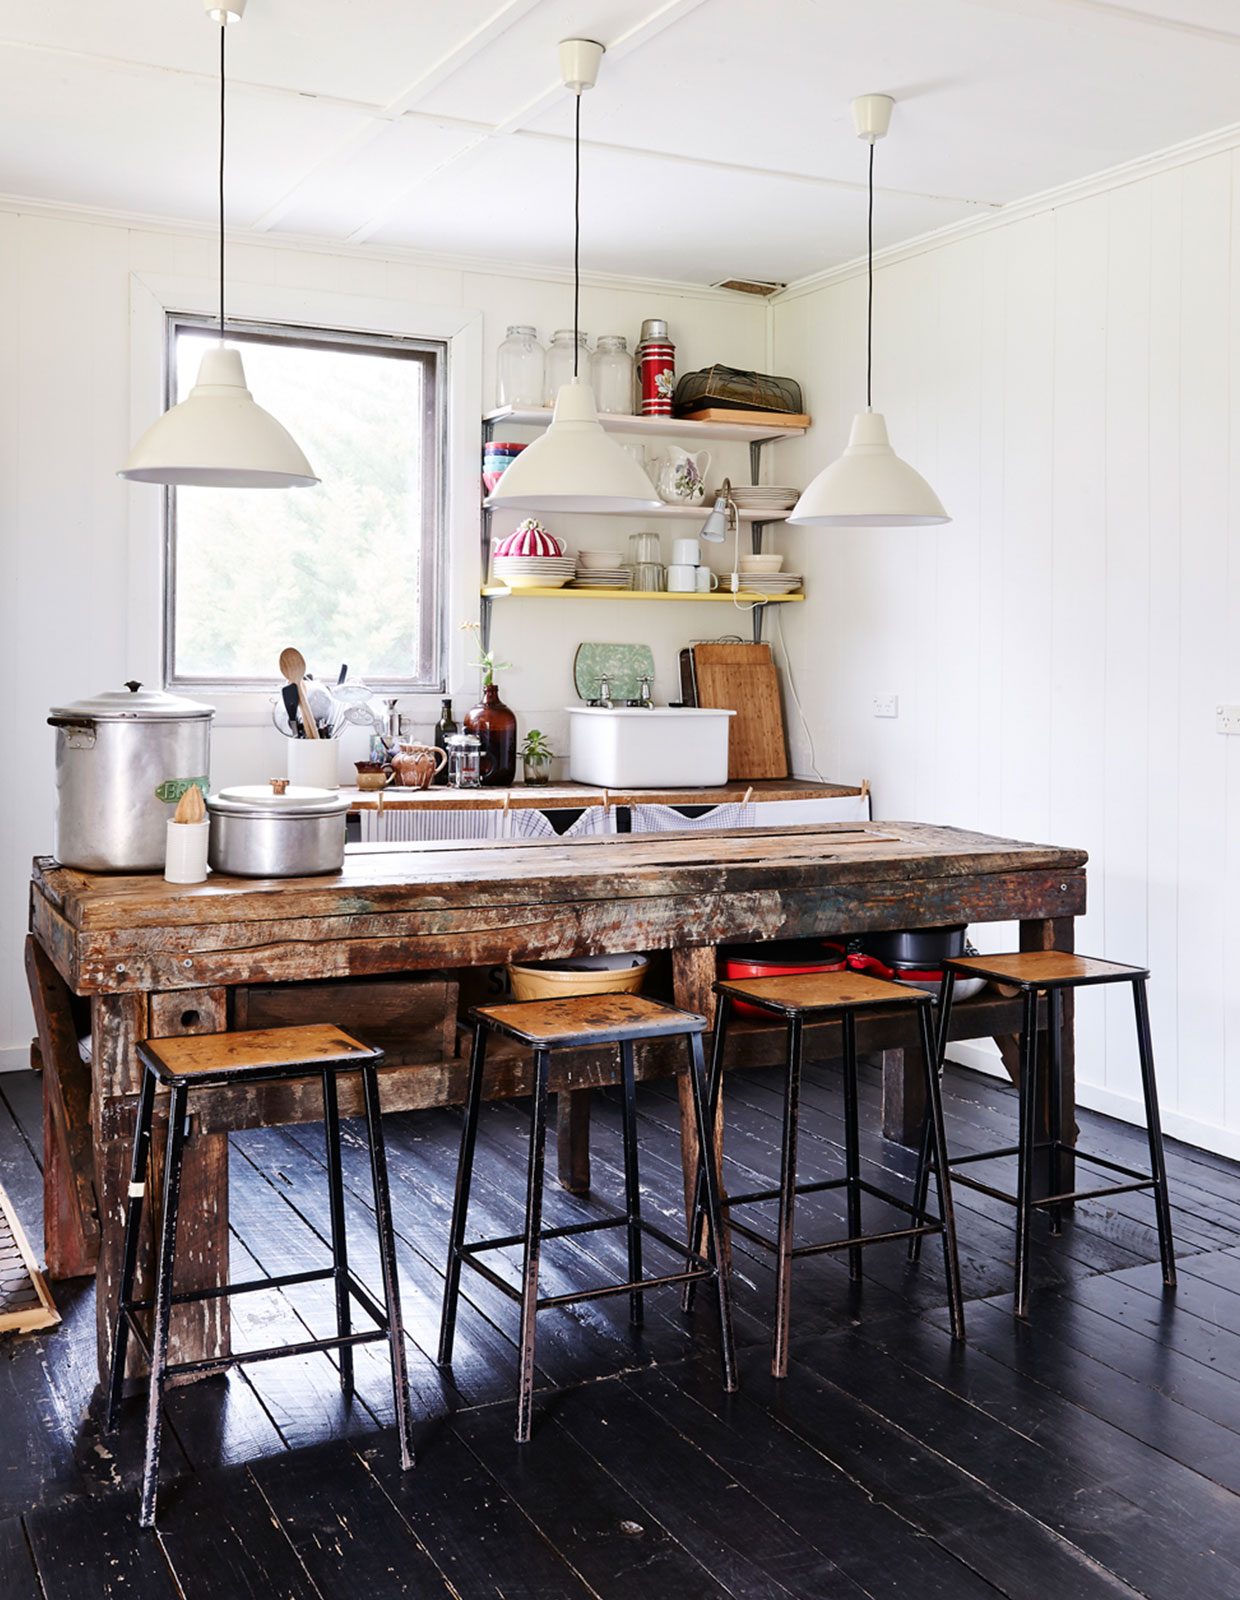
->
[692,643,788,780]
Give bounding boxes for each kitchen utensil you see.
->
[656,446,711,504]
[391,741,448,789]
[738,554,783,574]
[278,647,319,740]
[864,926,967,966]
[692,642,788,780]
[288,737,339,790]
[445,731,491,789]
[578,549,624,569]
[354,762,394,791]
[337,663,347,684]
[695,567,719,592]
[672,537,702,566]
[677,407,812,428]
[589,334,634,414]
[48,682,214,872]
[720,940,847,1018]
[171,784,206,824]
[570,569,631,588]
[508,952,648,1003]
[627,531,661,565]
[206,781,349,877]
[632,562,665,591]
[667,564,697,592]
[164,815,210,884]
[845,950,986,1003]
[673,363,804,417]
[573,643,656,704]
[280,681,303,737]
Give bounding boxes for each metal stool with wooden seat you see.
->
[910,952,1176,1318]
[106,1024,415,1527]
[437,993,737,1441]
[688,970,966,1378]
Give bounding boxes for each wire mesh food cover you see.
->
[673,365,803,416]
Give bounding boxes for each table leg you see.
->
[880,1045,927,1148]
[671,947,722,1229]
[1020,916,1076,1196]
[556,1089,592,1194]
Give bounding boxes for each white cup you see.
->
[667,564,698,592]
[695,567,720,592]
[165,818,210,884]
[288,737,340,789]
[671,537,702,566]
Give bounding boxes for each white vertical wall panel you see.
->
[773,141,1240,1158]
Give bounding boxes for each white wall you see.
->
[0,205,767,1066]
[770,141,1240,1159]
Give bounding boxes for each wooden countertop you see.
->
[344,778,864,810]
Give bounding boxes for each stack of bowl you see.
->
[737,554,802,595]
[482,440,525,495]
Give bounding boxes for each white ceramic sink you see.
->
[567,706,735,788]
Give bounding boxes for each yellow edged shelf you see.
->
[481,585,804,603]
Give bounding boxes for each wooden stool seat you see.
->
[470,993,708,1048]
[716,970,935,1015]
[109,1024,414,1526]
[690,970,965,1376]
[912,953,1175,1317]
[441,995,735,1441]
[942,951,1148,988]
[137,1024,379,1086]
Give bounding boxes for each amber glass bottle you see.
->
[464,683,516,786]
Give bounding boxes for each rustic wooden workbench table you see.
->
[28,819,1086,1382]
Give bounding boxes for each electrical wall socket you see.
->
[1217,705,1240,734]
[873,694,899,718]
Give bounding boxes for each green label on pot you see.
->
[155,777,208,805]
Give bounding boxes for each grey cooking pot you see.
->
[206,781,349,878]
[48,681,213,872]
[865,925,967,967]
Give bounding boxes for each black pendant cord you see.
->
[866,139,874,411]
[572,91,581,378]
[218,22,227,341]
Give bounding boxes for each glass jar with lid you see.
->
[590,334,635,414]
[496,325,545,409]
[545,329,589,404]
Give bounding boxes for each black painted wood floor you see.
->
[2,1054,1239,1598]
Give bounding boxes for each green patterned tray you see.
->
[573,642,657,704]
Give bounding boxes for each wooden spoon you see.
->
[279,646,319,740]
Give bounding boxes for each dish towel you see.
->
[629,802,758,833]
[358,808,505,843]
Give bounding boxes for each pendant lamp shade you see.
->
[120,347,318,488]
[786,410,948,527]
[488,379,661,513]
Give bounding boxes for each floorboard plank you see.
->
[26,1490,183,1600]
[0,1517,41,1600]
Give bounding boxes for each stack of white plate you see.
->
[492,555,576,590]
[730,485,800,513]
[571,564,631,588]
[736,572,803,594]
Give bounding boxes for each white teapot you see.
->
[656,446,711,505]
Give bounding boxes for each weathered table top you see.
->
[345,777,864,811]
[31,821,1087,997]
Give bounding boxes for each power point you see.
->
[1217,704,1240,734]
[873,694,898,718]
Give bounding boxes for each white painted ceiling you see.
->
[3,0,1239,286]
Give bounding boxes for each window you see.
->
[165,319,445,692]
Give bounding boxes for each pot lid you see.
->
[207,781,349,818]
[49,680,214,722]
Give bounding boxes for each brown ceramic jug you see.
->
[391,741,448,789]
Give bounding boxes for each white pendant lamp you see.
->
[119,0,317,489]
[488,40,660,515]
[787,95,947,528]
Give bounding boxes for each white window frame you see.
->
[124,273,482,730]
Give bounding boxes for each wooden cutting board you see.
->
[692,643,788,779]
[678,408,812,429]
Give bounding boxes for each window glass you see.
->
[167,322,443,690]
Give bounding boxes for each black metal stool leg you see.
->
[139,1083,189,1530]
[1013,987,1040,1320]
[618,1040,644,1326]
[516,1048,551,1443]
[361,1062,414,1471]
[1046,987,1065,1236]
[841,1010,863,1283]
[106,1066,158,1432]
[684,995,731,1313]
[439,1023,489,1367]
[916,1002,966,1339]
[322,1068,353,1397]
[909,971,956,1264]
[772,1014,804,1379]
[686,1031,737,1393]
[1132,978,1177,1286]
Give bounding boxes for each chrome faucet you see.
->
[590,675,614,709]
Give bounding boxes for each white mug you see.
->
[671,537,702,566]
[667,564,698,592]
[695,567,720,592]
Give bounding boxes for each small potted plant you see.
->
[521,729,555,785]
